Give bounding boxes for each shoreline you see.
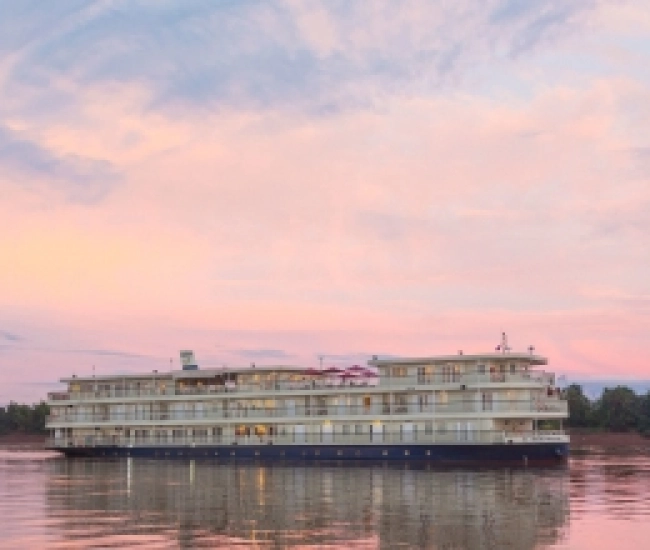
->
[0,433,47,445]
[568,430,650,450]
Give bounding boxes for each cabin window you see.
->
[510,363,516,374]
[442,365,451,383]
[478,364,486,374]
[392,367,407,377]
[235,425,251,437]
[482,392,493,411]
[355,424,363,435]
[342,425,350,435]
[425,422,433,435]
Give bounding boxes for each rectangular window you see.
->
[482,392,493,411]
[478,364,486,374]
[442,365,451,383]
[510,363,516,374]
[342,425,350,435]
[453,365,461,382]
[425,422,433,435]
[354,424,363,435]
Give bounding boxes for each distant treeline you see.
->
[2,388,650,437]
[0,402,50,435]
[566,384,650,435]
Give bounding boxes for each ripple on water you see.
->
[1,448,650,549]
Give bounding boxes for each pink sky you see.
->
[1,1,649,402]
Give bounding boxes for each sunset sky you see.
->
[1,1,649,402]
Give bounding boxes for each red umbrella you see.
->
[323,366,345,374]
[302,368,323,376]
[347,365,365,371]
[341,370,361,378]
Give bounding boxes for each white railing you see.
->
[46,429,568,449]
[46,399,568,426]
[48,370,559,404]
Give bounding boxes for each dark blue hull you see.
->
[53,442,568,465]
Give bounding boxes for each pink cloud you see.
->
[2,2,650,401]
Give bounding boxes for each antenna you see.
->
[496,332,511,354]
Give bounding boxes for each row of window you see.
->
[121,423,452,438]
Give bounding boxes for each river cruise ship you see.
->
[46,335,569,464]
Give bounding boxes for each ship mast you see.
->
[498,332,511,354]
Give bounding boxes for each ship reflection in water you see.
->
[43,458,569,548]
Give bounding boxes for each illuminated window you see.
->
[235,425,251,437]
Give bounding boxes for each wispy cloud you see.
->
[0,1,598,114]
[0,330,22,342]
[0,124,120,203]
[63,348,152,359]
[231,348,295,360]
[1,1,650,403]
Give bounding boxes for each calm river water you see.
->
[1,448,649,549]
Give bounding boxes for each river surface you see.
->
[1,448,649,549]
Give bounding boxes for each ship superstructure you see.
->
[46,336,569,463]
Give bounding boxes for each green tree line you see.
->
[0,402,50,435]
[565,384,650,435]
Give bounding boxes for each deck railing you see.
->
[48,370,559,403]
[46,398,567,426]
[45,429,568,449]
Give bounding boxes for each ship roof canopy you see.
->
[60,365,305,383]
[368,353,547,366]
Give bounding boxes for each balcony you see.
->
[47,369,558,404]
[45,429,569,449]
[46,398,568,426]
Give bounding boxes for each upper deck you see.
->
[48,350,557,404]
